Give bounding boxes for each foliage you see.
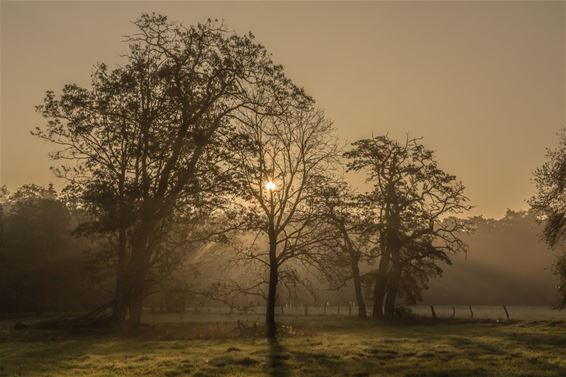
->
[311,178,378,317]
[0,185,109,313]
[554,253,566,309]
[344,135,471,317]
[33,13,309,326]
[530,128,566,309]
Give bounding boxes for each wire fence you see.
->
[144,304,566,321]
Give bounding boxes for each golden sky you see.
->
[1,1,564,218]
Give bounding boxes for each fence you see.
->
[145,304,565,321]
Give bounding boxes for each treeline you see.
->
[0,196,559,315]
[0,185,110,313]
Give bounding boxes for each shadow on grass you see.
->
[268,338,290,377]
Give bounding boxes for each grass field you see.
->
[1,313,565,377]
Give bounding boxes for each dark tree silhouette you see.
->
[33,13,308,327]
[345,136,471,319]
[529,128,566,309]
[228,107,338,337]
[0,185,107,313]
[312,179,378,318]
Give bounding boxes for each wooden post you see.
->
[430,305,437,319]
[337,303,341,315]
[304,304,308,316]
[451,306,455,319]
[503,305,510,320]
[348,302,352,317]
[324,302,328,315]
[469,305,474,319]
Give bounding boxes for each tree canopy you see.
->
[33,13,310,327]
[344,136,471,319]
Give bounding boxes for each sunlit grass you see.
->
[1,316,565,376]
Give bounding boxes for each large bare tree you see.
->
[228,107,338,337]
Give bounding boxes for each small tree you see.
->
[529,128,566,309]
[345,136,470,319]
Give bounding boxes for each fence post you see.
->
[469,305,474,319]
[451,306,455,319]
[430,305,437,319]
[503,305,510,320]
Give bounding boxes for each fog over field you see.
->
[424,211,559,306]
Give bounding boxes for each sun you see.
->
[264,181,278,191]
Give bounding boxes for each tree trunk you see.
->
[372,248,390,320]
[111,227,128,326]
[266,229,278,338]
[129,280,145,325]
[372,276,386,319]
[119,219,153,328]
[384,250,401,319]
[383,209,401,320]
[111,286,129,327]
[129,251,154,327]
[350,252,367,318]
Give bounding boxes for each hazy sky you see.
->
[1,1,564,218]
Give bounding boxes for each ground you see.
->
[1,313,565,377]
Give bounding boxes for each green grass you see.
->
[1,315,565,376]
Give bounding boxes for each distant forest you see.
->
[0,184,557,313]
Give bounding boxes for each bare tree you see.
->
[228,107,338,337]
